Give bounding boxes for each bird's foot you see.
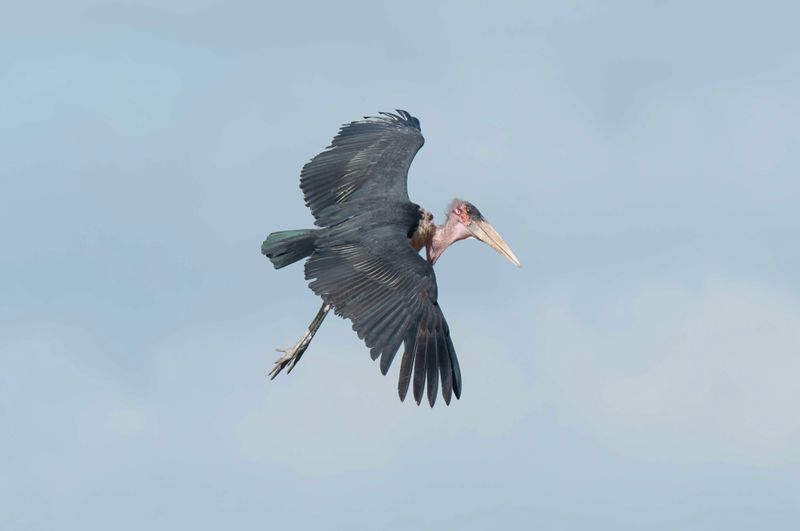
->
[267,302,331,381]
[268,336,310,380]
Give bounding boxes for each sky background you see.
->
[2,1,800,529]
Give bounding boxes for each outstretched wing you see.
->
[299,110,424,225]
[305,223,461,406]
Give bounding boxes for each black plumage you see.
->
[263,110,520,406]
[263,111,458,406]
[304,212,461,406]
[300,110,423,224]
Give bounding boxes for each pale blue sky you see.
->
[2,1,800,529]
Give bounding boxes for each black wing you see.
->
[305,220,461,406]
[299,110,424,225]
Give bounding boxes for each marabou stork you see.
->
[262,110,520,406]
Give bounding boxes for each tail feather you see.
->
[261,229,317,269]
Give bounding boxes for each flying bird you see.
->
[262,110,520,406]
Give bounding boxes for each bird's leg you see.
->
[269,302,332,380]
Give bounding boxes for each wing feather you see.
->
[426,324,440,407]
[446,333,462,399]
[398,330,416,402]
[300,111,424,225]
[305,216,461,406]
[437,327,453,405]
[412,318,429,405]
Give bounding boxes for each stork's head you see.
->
[426,199,521,267]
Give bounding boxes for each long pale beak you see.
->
[468,219,522,267]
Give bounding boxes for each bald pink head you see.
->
[426,199,521,267]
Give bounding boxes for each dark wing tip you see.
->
[398,347,414,402]
[394,311,462,407]
[363,110,421,131]
[395,109,421,130]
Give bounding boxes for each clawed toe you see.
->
[269,348,296,379]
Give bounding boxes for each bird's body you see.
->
[262,110,519,406]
